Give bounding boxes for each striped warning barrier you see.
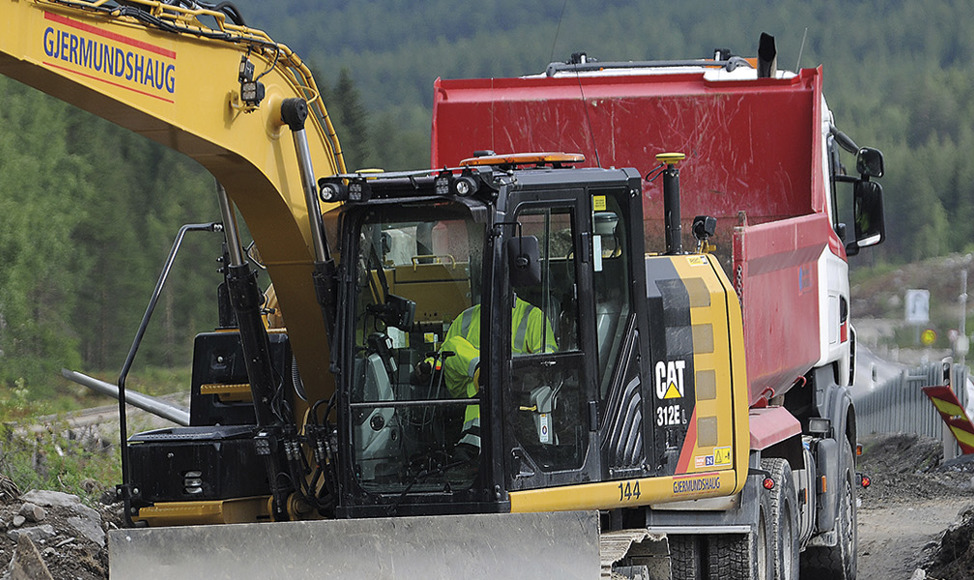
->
[922,385,974,454]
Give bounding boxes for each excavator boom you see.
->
[0,0,344,402]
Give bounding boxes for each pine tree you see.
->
[0,79,89,394]
[334,68,373,171]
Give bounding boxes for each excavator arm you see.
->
[0,0,345,402]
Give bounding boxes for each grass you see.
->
[0,420,119,502]
[0,366,191,503]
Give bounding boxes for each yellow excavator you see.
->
[1,2,886,578]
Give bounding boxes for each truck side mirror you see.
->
[845,180,885,256]
[507,235,542,287]
[856,147,884,179]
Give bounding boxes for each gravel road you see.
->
[857,433,974,580]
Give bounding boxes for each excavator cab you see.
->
[330,162,712,517]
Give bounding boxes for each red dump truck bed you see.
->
[432,67,846,405]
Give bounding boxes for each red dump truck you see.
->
[432,39,885,579]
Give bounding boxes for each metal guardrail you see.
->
[856,361,969,454]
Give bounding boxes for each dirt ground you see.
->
[0,487,121,580]
[857,433,974,580]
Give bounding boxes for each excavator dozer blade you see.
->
[108,511,600,579]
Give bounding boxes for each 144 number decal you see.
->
[618,480,641,502]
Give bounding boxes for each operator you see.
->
[413,295,557,464]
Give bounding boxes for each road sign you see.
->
[922,385,974,454]
[906,289,930,324]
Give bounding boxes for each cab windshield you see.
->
[347,202,485,493]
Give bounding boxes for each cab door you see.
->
[502,194,600,491]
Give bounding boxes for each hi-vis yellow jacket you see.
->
[440,297,556,448]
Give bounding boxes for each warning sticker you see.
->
[714,447,732,466]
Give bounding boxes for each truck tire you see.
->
[670,534,702,579]
[706,478,773,580]
[800,440,857,579]
[761,458,799,580]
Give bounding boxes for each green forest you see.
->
[1,0,973,397]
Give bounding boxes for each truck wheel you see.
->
[670,534,702,579]
[800,440,858,579]
[706,477,773,580]
[761,458,799,580]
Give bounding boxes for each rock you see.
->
[20,489,102,528]
[7,534,54,580]
[6,525,56,544]
[71,502,101,524]
[12,515,25,528]
[18,491,80,510]
[18,504,45,524]
[67,516,104,548]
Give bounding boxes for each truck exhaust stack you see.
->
[758,32,777,78]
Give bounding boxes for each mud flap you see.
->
[815,437,838,534]
[108,511,600,579]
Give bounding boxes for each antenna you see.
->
[795,27,808,71]
[549,0,569,64]
[575,71,602,168]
